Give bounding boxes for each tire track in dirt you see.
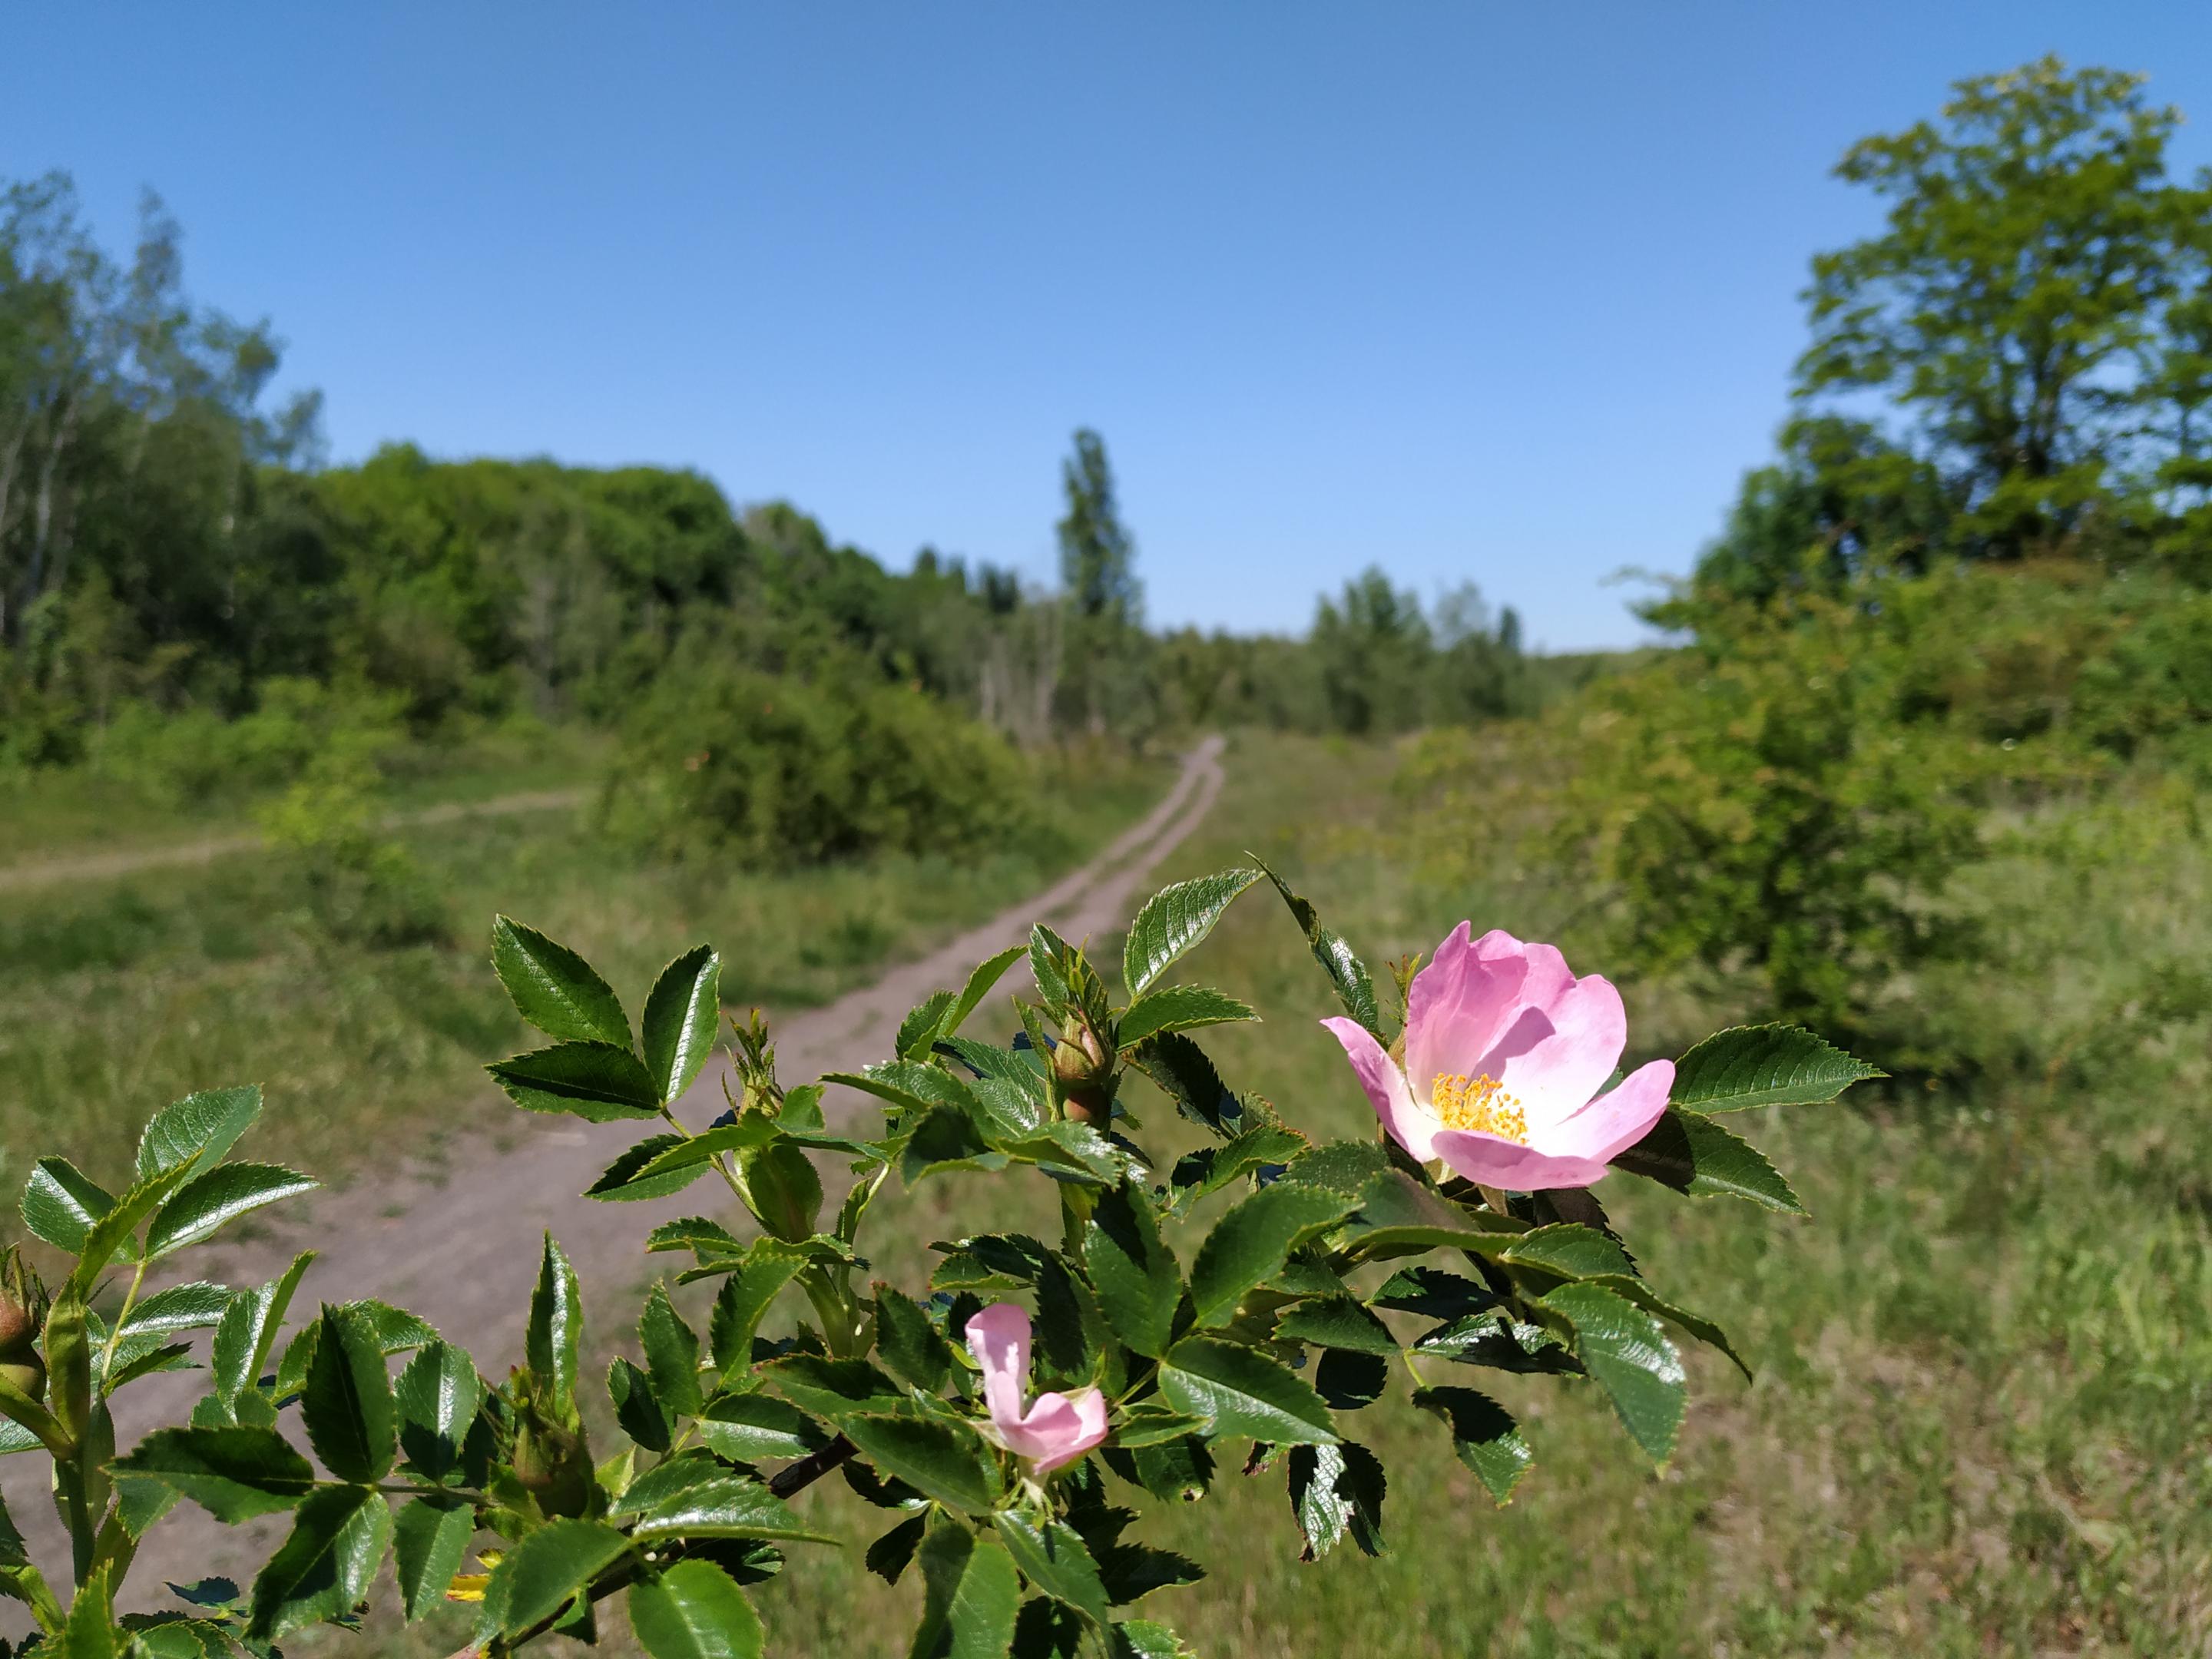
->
[5,737,1227,1603]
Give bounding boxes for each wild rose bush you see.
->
[0,864,1877,1658]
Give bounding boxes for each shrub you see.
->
[257,751,447,949]
[0,877,1875,1657]
[92,678,407,807]
[598,664,1036,866]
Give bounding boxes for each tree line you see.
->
[0,173,1546,780]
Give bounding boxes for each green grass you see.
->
[720,730,2211,1655]
[0,742,1168,1191]
[46,729,2212,1656]
[0,720,602,859]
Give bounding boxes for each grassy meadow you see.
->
[742,733,2212,1654]
[586,729,2204,1658]
[0,737,1168,1190]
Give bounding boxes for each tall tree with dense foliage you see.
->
[1054,429,1144,733]
[1796,57,2200,558]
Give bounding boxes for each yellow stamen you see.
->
[1430,1072,1528,1144]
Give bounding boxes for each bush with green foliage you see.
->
[598,664,1039,868]
[255,751,447,949]
[0,869,1872,1657]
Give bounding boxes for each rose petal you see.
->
[1405,924,1528,1098]
[1538,1058,1674,1163]
[1322,1016,1436,1161]
[964,1301,1034,1435]
[1017,1386,1109,1475]
[1430,1128,1614,1192]
[1482,974,1628,1128]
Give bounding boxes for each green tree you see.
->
[1313,565,1431,735]
[1055,428,1144,733]
[1796,57,2200,558]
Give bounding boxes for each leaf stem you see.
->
[97,1257,151,1381]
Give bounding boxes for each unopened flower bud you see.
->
[1053,1018,1114,1124]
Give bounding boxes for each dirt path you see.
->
[6,737,1227,1604]
[0,789,589,893]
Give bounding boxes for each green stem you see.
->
[96,1257,150,1381]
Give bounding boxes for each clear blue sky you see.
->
[8,4,2210,647]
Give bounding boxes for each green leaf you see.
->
[1273,1296,1396,1356]
[1411,1387,1532,1505]
[1128,1031,1243,1138]
[114,1280,232,1346]
[1253,856,1382,1038]
[1158,1337,1336,1445]
[694,1395,827,1463]
[629,1560,763,1659]
[1115,986,1257,1051]
[1122,869,1264,999]
[707,1240,810,1370]
[897,991,959,1061]
[64,1158,206,1295]
[1167,1126,1310,1212]
[611,1459,833,1543]
[145,1164,318,1260]
[649,1216,748,1261]
[1368,1266,1501,1321]
[528,1233,584,1414]
[1614,1109,1805,1213]
[841,1414,1003,1512]
[1670,1023,1884,1112]
[1287,1441,1386,1559]
[639,1286,704,1419]
[21,1157,115,1254]
[1093,1542,1201,1606]
[644,945,723,1103]
[1110,1620,1195,1659]
[396,1339,483,1480]
[1336,1171,1519,1257]
[1106,1406,1207,1449]
[111,1426,316,1521]
[488,1041,662,1123]
[876,1286,955,1392]
[494,1517,633,1637]
[995,1515,1109,1630]
[740,1140,823,1242]
[136,1086,262,1180]
[1584,1275,1752,1381]
[61,1561,118,1659]
[301,1306,396,1484]
[211,1253,315,1405]
[833,1061,986,1121]
[1493,1224,1638,1283]
[1278,1137,1392,1197]
[610,1357,671,1453]
[492,916,632,1048]
[1082,1182,1182,1359]
[761,1354,909,1419]
[911,1524,1022,1659]
[246,1482,395,1641]
[1189,1184,1356,1327]
[586,1134,708,1204]
[1538,1283,1685,1463]
[869,1513,928,1586]
[393,1495,473,1621]
[942,944,1029,1042]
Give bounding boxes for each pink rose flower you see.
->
[963,1301,1108,1475]
[1323,924,1674,1192]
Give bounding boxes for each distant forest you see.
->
[0,172,1557,775]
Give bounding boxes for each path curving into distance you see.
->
[3,735,1229,1604]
